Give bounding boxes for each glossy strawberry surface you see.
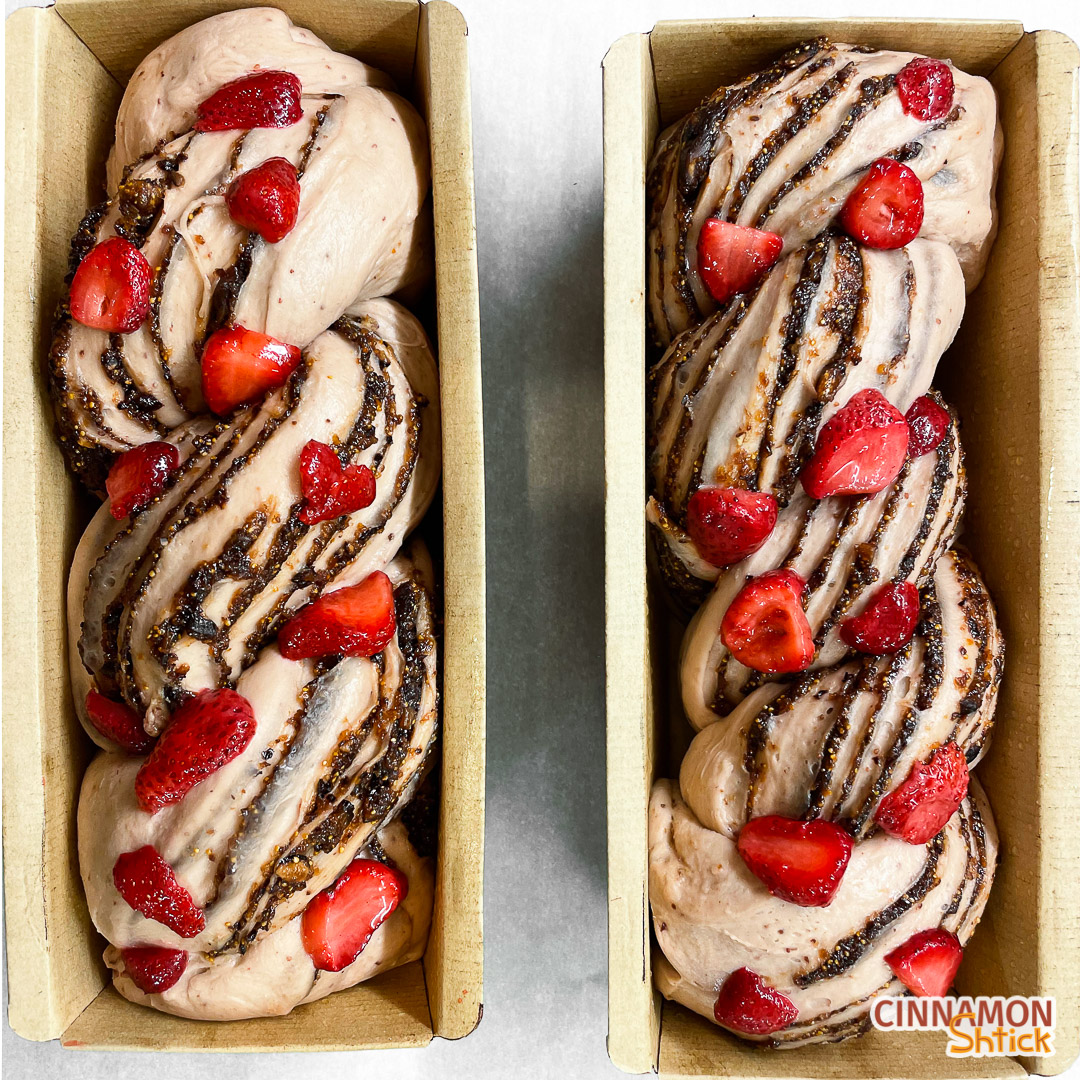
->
[737,815,853,907]
[840,580,921,654]
[298,440,377,525]
[801,389,909,499]
[106,441,179,519]
[195,70,303,132]
[686,487,778,568]
[885,928,963,997]
[278,572,397,661]
[121,945,188,994]
[897,58,955,122]
[135,689,256,813]
[839,158,925,250]
[874,742,969,844]
[713,968,799,1035]
[697,219,783,306]
[112,846,205,938]
[905,395,951,458]
[70,237,152,333]
[301,858,408,972]
[200,325,302,415]
[721,569,815,675]
[85,690,155,754]
[226,157,301,243]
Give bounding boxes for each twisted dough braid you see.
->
[646,40,1004,1046]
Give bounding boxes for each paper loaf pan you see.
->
[603,17,1080,1080]
[2,0,485,1052]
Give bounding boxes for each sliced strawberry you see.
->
[839,158,925,250]
[298,440,377,525]
[885,928,963,997]
[69,236,152,333]
[106,441,180,519]
[840,580,920,654]
[697,219,784,306]
[300,858,408,972]
[896,58,955,122]
[801,388,909,499]
[874,742,969,844]
[85,690,155,754]
[905,395,951,458]
[200,325,302,415]
[195,70,303,132]
[135,688,256,813]
[736,815,853,907]
[721,569,814,675]
[686,487,778,567]
[112,846,205,938]
[713,968,798,1035]
[121,945,188,994]
[226,157,300,243]
[278,571,396,661]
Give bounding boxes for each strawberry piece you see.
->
[840,580,920,654]
[85,690,155,754]
[106,441,180,519]
[697,219,784,306]
[839,158,925,250]
[686,487,778,567]
[736,815,853,907]
[112,846,205,938]
[195,70,303,133]
[896,58,955,122]
[278,571,396,661]
[200,325,302,415]
[721,569,814,675]
[298,440,377,525]
[801,389,909,499]
[121,945,188,994]
[713,968,798,1035]
[135,688,256,813]
[874,742,969,844]
[69,236,152,333]
[226,157,301,243]
[885,928,963,997]
[301,858,408,972]
[905,395,950,457]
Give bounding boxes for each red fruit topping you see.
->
[713,968,799,1035]
[736,815,853,907]
[686,487,778,567]
[874,742,969,844]
[885,928,963,997]
[839,158,925,250]
[195,70,303,133]
[298,440,377,525]
[112,846,205,938]
[278,571,396,661]
[200,325,302,415]
[121,945,188,995]
[697,219,784,306]
[840,580,920,654]
[85,690,155,754]
[135,688,256,813]
[721,569,815,675]
[69,236,152,333]
[896,58,955,122]
[301,858,408,972]
[905,395,951,457]
[801,388,909,499]
[226,157,301,243]
[106,441,180,519]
